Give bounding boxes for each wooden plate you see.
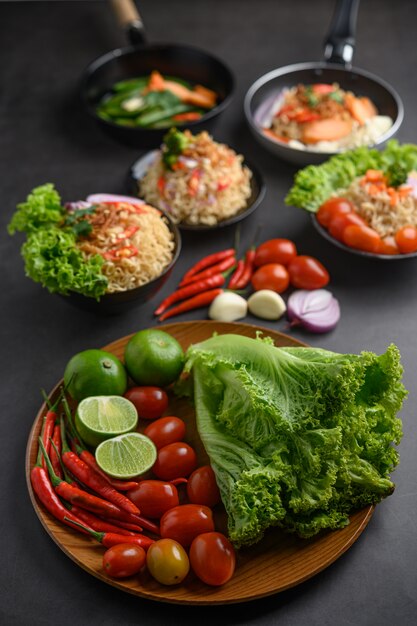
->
[26,321,374,605]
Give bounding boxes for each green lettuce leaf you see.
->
[8,184,108,299]
[176,334,406,546]
[285,140,417,212]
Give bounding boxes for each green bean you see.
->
[136,104,192,127]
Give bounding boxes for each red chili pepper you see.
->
[59,416,139,516]
[68,506,135,536]
[159,288,223,322]
[64,517,155,550]
[40,438,137,521]
[172,112,202,122]
[180,256,236,287]
[39,390,62,471]
[154,273,226,316]
[104,519,143,533]
[122,513,160,535]
[217,177,231,192]
[187,169,201,196]
[157,175,166,196]
[62,395,140,493]
[228,259,245,289]
[49,424,63,479]
[181,248,235,282]
[121,225,139,239]
[103,245,138,261]
[30,440,91,535]
[232,248,256,289]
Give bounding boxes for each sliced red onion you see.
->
[178,155,198,169]
[287,289,340,333]
[253,89,286,128]
[64,200,92,212]
[86,193,145,206]
[406,173,417,199]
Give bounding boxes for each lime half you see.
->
[95,433,157,479]
[75,396,138,448]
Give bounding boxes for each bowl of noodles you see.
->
[8,186,181,314]
[128,128,265,230]
[285,141,417,259]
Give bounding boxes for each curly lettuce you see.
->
[285,140,417,212]
[8,184,108,299]
[176,334,406,547]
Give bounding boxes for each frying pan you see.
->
[81,0,235,148]
[244,0,404,165]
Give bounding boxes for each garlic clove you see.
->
[247,290,286,320]
[208,292,248,322]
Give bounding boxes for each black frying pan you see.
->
[244,0,404,165]
[81,0,235,148]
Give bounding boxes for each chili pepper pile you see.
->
[154,235,333,327]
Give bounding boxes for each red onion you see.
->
[287,289,340,333]
[64,200,92,212]
[86,193,144,206]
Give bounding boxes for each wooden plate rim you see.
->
[25,320,374,605]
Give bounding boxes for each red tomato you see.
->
[343,224,382,253]
[103,544,146,579]
[395,225,417,254]
[316,197,354,227]
[327,211,367,241]
[127,480,179,518]
[187,466,221,508]
[189,532,236,586]
[144,416,186,449]
[254,239,297,267]
[312,83,336,94]
[124,386,168,420]
[378,236,400,255]
[152,442,197,481]
[160,504,215,547]
[288,256,330,289]
[251,263,290,293]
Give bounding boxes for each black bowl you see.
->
[311,214,417,260]
[59,210,182,315]
[128,150,266,231]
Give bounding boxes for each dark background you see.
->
[1,1,416,624]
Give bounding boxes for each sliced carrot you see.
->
[301,118,353,144]
[398,186,413,197]
[262,128,290,143]
[146,70,166,92]
[194,84,217,104]
[172,112,202,122]
[345,94,376,125]
[365,169,385,182]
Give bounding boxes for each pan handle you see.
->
[109,0,146,45]
[323,0,360,67]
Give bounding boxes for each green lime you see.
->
[75,395,138,447]
[124,329,184,387]
[95,432,157,479]
[64,349,127,402]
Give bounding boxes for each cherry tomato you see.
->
[187,466,221,508]
[189,532,236,586]
[327,211,367,241]
[316,197,354,227]
[395,225,417,254]
[146,538,190,585]
[144,416,186,449]
[160,504,215,547]
[251,263,290,294]
[124,386,168,420]
[103,543,146,579]
[127,480,179,518]
[152,442,197,481]
[288,256,330,289]
[254,239,297,267]
[342,224,382,253]
[378,236,400,255]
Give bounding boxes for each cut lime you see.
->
[95,433,157,479]
[75,396,138,448]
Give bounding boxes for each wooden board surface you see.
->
[25,321,374,604]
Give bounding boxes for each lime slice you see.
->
[75,396,138,447]
[95,433,157,479]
